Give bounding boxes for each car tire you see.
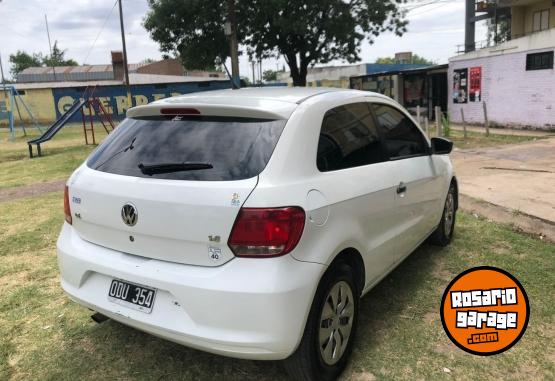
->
[429,181,457,247]
[284,261,359,381]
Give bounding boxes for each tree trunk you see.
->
[285,52,307,86]
[291,72,306,86]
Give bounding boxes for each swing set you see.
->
[0,84,43,139]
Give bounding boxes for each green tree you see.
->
[375,53,434,65]
[140,58,157,65]
[42,41,78,67]
[9,51,42,77]
[262,69,278,82]
[144,0,407,86]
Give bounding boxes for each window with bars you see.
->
[526,51,554,71]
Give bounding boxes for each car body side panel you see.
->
[246,93,432,288]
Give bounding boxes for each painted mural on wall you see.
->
[452,68,468,104]
[469,67,482,102]
[53,80,231,122]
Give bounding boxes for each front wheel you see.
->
[429,181,457,246]
[284,262,359,381]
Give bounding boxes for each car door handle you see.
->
[397,182,407,194]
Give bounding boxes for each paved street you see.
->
[452,137,555,223]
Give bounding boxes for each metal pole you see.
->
[45,15,57,81]
[0,53,6,88]
[227,0,240,88]
[118,0,132,105]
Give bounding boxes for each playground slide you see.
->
[27,99,86,158]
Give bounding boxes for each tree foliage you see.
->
[42,41,78,67]
[375,53,434,65]
[144,0,408,86]
[9,51,42,77]
[262,69,278,82]
[9,41,77,78]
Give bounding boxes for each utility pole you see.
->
[118,0,132,105]
[0,53,6,88]
[45,14,57,81]
[227,0,240,89]
[465,0,476,52]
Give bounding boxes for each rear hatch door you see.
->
[68,114,287,267]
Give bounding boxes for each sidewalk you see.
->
[451,124,555,137]
[451,136,555,240]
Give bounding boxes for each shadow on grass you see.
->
[0,143,94,164]
[29,244,445,381]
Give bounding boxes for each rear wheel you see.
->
[429,182,457,246]
[284,262,359,381]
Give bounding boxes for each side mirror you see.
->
[431,137,453,155]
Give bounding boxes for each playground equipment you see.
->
[81,96,116,145]
[0,85,43,139]
[27,86,115,158]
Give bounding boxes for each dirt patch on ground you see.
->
[459,195,555,242]
[0,180,65,203]
[423,312,438,325]
[433,341,461,357]
[342,371,377,381]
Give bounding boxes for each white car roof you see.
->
[126,87,389,119]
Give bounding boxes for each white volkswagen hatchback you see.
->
[58,87,457,381]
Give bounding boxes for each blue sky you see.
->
[0,0,487,81]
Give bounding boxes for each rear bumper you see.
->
[57,223,325,360]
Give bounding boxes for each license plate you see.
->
[107,279,157,313]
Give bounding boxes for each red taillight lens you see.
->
[228,207,305,258]
[64,185,72,225]
[160,107,201,115]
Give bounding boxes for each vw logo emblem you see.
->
[121,203,138,226]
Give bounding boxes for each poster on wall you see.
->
[469,66,482,102]
[452,68,468,104]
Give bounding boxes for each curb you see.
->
[459,194,554,243]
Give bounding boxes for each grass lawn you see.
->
[1,193,553,380]
[437,129,542,150]
[0,126,109,189]
[0,124,541,190]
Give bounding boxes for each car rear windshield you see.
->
[86,116,287,181]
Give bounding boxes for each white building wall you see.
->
[277,64,367,84]
[448,29,555,129]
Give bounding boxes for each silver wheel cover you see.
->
[319,280,355,365]
[444,191,455,236]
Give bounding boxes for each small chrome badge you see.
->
[121,203,138,226]
[208,235,221,243]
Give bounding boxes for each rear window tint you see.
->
[87,116,286,181]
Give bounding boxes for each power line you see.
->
[410,1,455,16]
[403,0,457,12]
[82,0,118,64]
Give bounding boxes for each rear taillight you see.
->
[228,207,305,258]
[64,185,72,225]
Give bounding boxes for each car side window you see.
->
[371,103,428,159]
[317,102,385,172]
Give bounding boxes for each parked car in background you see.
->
[58,87,457,381]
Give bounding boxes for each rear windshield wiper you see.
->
[138,162,213,176]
